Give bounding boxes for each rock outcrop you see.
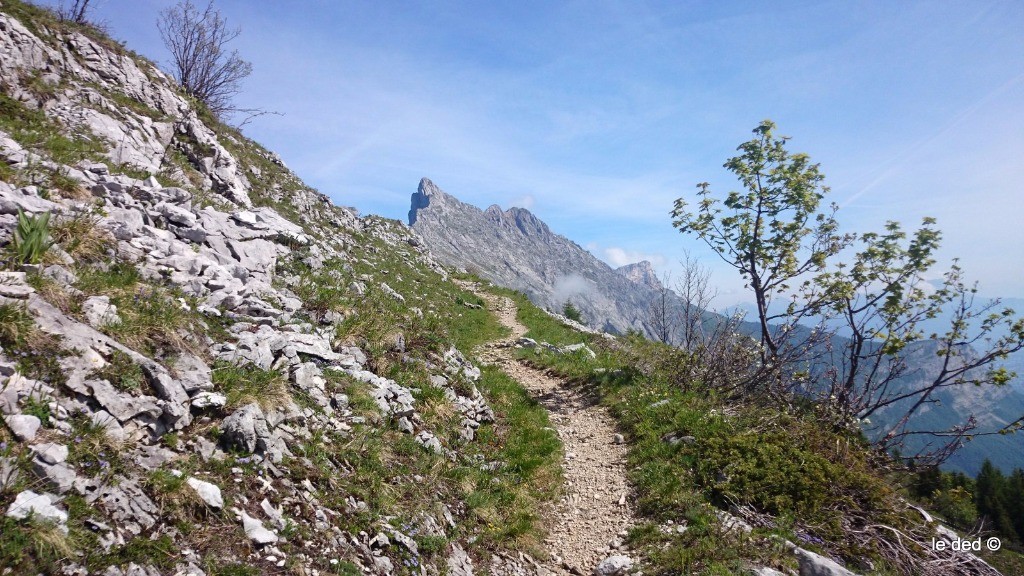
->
[0,6,501,574]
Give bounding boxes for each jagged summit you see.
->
[616,261,663,291]
[409,179,689,339]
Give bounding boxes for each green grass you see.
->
[211,361,289,410]
[0,302,67,386]
[100,285,200,358]
[75,261,141,294]
[0,93,107,165]
[89,349,144,392]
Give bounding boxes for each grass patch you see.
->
[0,92,107,165]
[51,211,115,263]
[211,362,289,410]
[89,349,144,392]
[455,365,562,548]
[101,285,200,358]
[75,261,140,294]
[0,302,67,386]
[66,411,128,481]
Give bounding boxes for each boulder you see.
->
[593,555,633,576]
[795,548,859,576]
[6,490,68,531]
[4,414,41,441]
[186,477,224,509]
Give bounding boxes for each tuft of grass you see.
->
[102,285,199,358]
[0,516,74,574]
[212,362,289,410]
[0,302,35,346]
[66,411,127,481]
[50,212,114,263]
[47,167,87,199]
[75,261,140,294]
[89,349,144,392]
[0,302,67,386]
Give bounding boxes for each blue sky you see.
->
[38,0,1024,305]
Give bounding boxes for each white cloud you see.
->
[603,247,666,268]
[508,195,535,209]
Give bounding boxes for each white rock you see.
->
[186,477,224,509]
[794,547,858,576]
[4,414,41,441]
[82,295,121,328]
[30,443,68,465]
[190,391,227,410]
[237,508,278,544]
[6,490,68,531]
[593,555,633,576]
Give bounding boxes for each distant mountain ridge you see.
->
[408,178,686,339]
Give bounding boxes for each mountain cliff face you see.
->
[409,178,684,339]
[615,261,663,291]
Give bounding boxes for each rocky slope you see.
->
[0,4,561,574]
[409,178,687,340]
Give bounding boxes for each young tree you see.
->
[158,0,252,119]
[675,250,717,352]
[646,272,679,344]
[673,120,1024,465]
[672,120,849,391]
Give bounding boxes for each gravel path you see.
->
[466,284,637,575]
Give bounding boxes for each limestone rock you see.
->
[795,548,859,576]
[4,414,41,441]
[186,477,224,509]
[30,443,69,465]
[82,296,121,328]
[593,555,633,576]
[221,403,271,454]
[236,508,278,545]
[6,490,68,531]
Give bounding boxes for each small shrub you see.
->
[562,301,583,322]
[10,209,53,266]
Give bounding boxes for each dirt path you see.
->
[465,284,637,575]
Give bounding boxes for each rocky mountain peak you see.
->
[409,179,691,339]
[616,261,663,291]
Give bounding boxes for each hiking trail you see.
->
[465,283,638,575]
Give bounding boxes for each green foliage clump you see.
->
[562,301,583,323]
[10,209,53,266]
[89,349,144,392]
